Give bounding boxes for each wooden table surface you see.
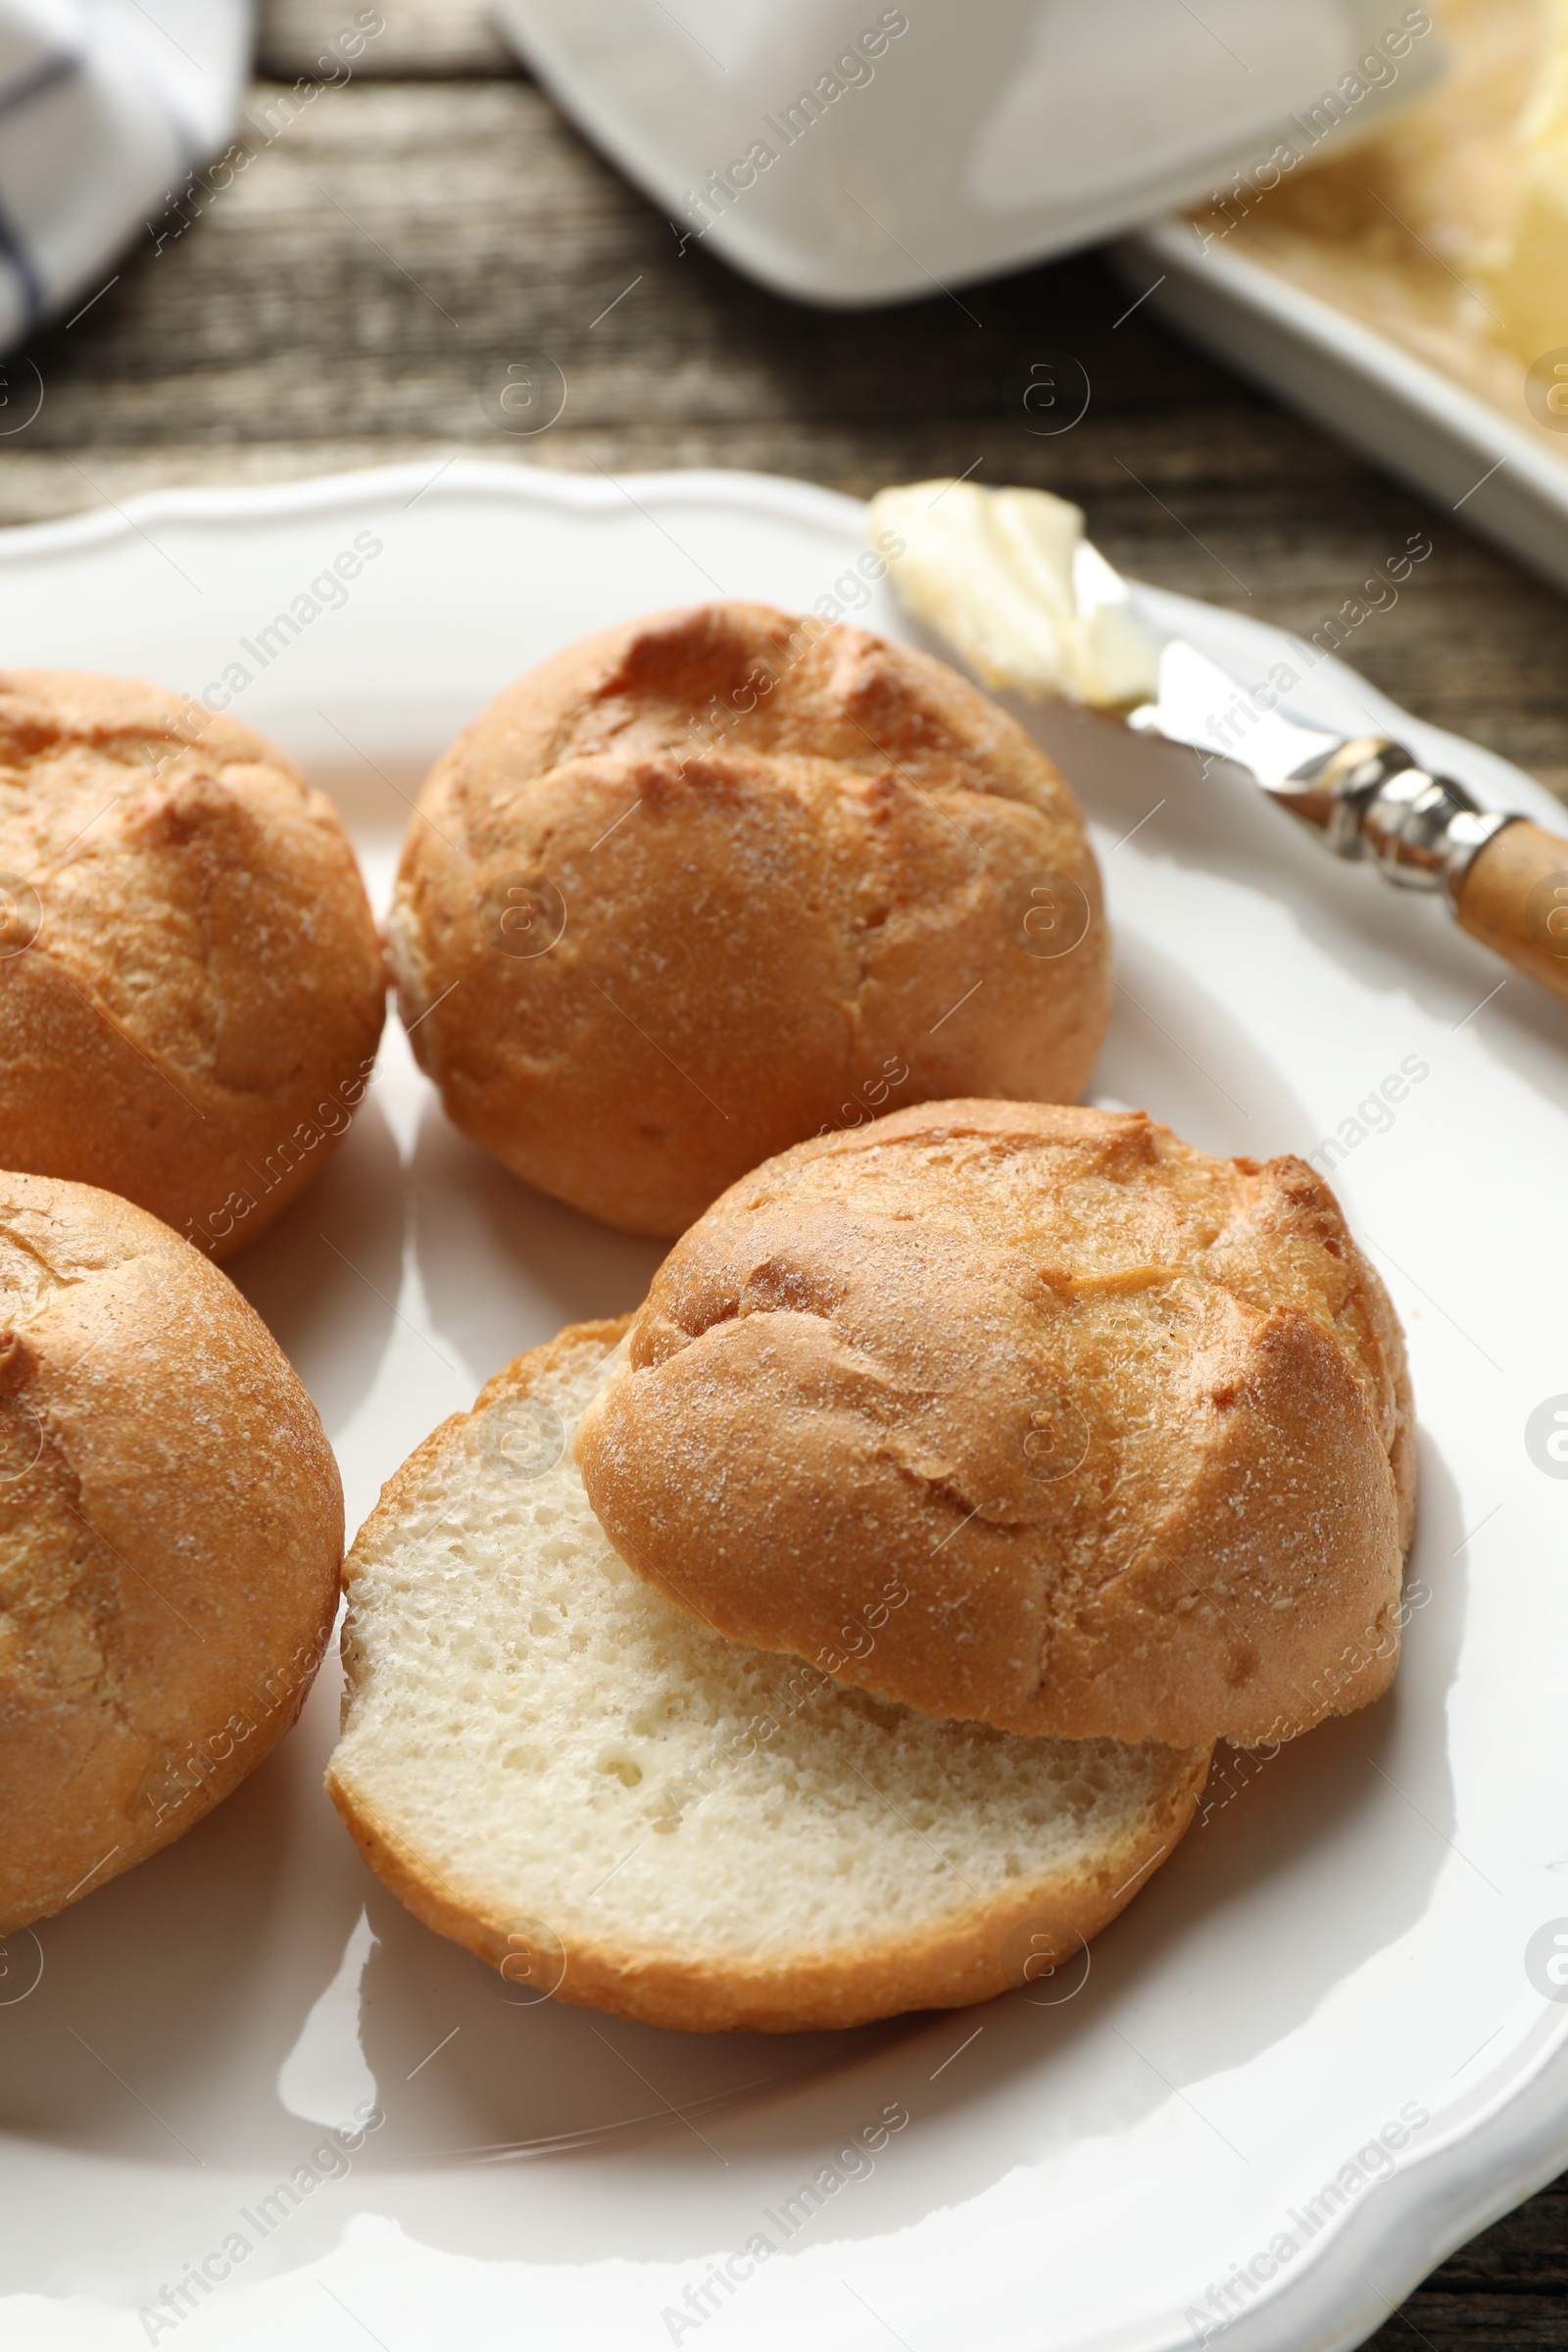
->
[11,5,1568,2343]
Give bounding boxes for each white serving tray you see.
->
[3,463,1568,2352]
[1117,218,1568,596]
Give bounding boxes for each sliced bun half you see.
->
[326,1317,1210,2034]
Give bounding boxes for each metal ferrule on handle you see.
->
[1280,736,1517,906]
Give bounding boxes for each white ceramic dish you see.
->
[492,0,1442,307]
[3,462,1568,2352]
[1116,219,1568,597]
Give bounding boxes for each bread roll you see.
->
[577,1101,1416,1749]
[388,602,1109,1238]
[0,670,386,1258]
[327,1319,1210,2034]
[0,1173,343,1934]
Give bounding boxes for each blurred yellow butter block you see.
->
[1189,0,1568,451]
[1488,0,1568,361]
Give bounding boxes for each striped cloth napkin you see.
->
[0,0,249,351]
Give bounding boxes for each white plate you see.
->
[3,462,1568,2352]
[1116,220,1568,597]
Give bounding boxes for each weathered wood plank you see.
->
[256,0,517,80]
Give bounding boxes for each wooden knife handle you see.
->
[1454,819,1568,1004]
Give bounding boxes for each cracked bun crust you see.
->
[576,1101,1416,1748]
[387,602,1110,1238]
[0,669,387,1258]
[0,1173,343,1936]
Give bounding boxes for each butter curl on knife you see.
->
[865,479,1162,710]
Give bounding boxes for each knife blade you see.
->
[1126,636,1514,893]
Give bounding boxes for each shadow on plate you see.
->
[224,1091,407,1433]
[1028,695,1568,1122]
[409,1102,665,1390]
[1090,927,1318,1155]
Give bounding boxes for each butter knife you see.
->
[867,478,1568,1009]
[1128,637,1568,1005]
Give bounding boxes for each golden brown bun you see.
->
[388,602,1110,1237]
[0,1172,343,1934]
[328,1317,1210,2034]
[577,1101,1416,1748]
[0,670,387,1258]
